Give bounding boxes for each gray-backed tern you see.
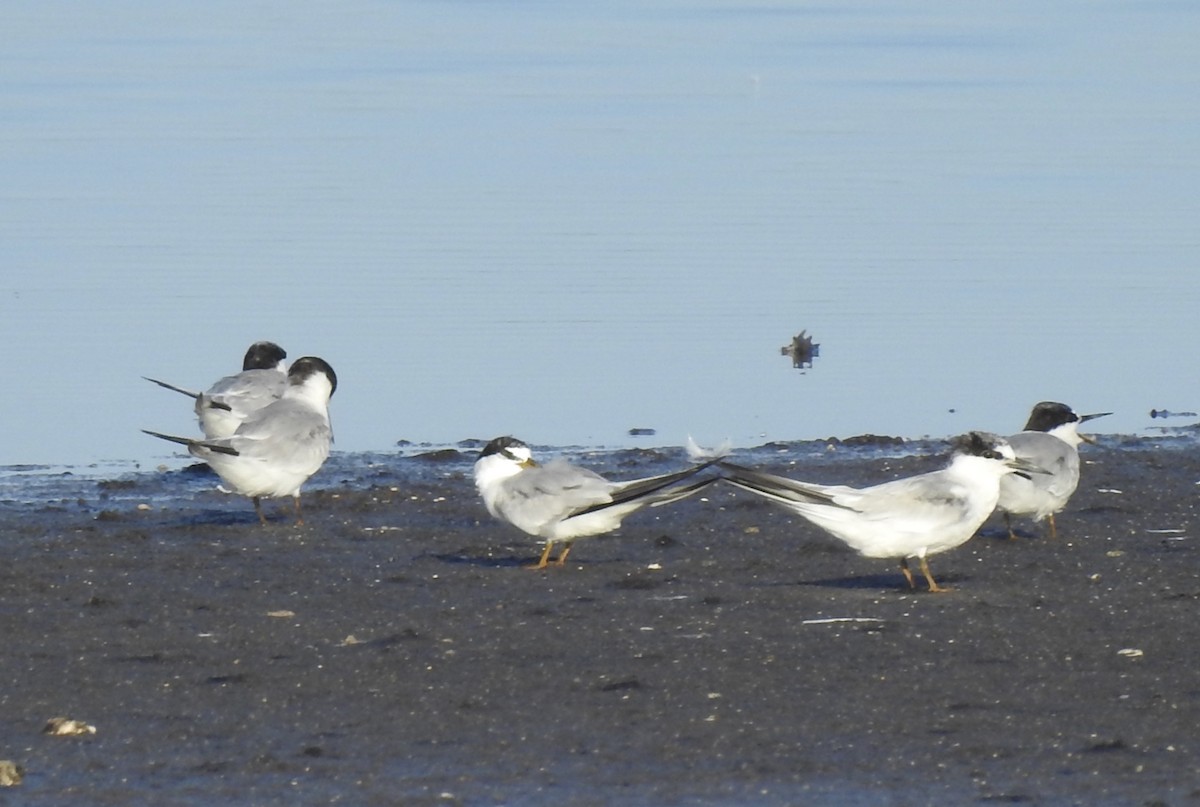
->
[143,356,336,525]
[996,401,1110,540]
[473,436,718,569]
[144,340,288,439]
[719,432,1047,592]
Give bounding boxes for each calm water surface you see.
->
[2,1,1198,467]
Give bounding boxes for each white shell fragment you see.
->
[801,618,888,625]
[1117,648,1144,659]
[43,717,97,736]
[0,761,23,787]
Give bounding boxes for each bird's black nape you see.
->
[951,431,1007,460]
[287,357,337,396]
[1022,401,1077,432]
[242,341,287,371]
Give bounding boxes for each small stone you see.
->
[0,760,23,786]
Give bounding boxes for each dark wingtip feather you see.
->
[142,377,200,400]
[141,429,239,456]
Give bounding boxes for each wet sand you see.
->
[4,439,1200,805]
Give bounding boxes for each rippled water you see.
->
[2,1,1198,467]
[3,430,1195,517]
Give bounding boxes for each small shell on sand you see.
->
[0,761,23,786]
[43,718,97,737]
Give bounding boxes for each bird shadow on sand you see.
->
[793,573,966,592]
[154,509,264,528]
[429,548,642,570]
[430,551,531,568]
[976,525,1047,542]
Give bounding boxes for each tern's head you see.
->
[952,431,1015,463]
[950,431,1047,478]
[474,436,537,489]
[285,356,337,401]
[242,341,288,372]
[1022,401,1111,447]
[478,436,536,468]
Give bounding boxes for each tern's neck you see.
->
[945,453,1008,485]
[283,378,332,413]
[1044,422,1084,447]
[473,456,522,494]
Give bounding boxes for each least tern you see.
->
[473,436,718,569]
[144,341,288,439]
[719,432,1046,592]
[996,401,1111,540]
[144,356,336,525]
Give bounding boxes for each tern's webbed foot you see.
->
[920,557,952,593]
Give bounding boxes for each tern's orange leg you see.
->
[899,558,917,590]
[554,543,573,567]
[920,557,951,593]
[527,542,554,570]
[1004,512,1018,541]
[1046,513,1058,540]
[293,495,305,526]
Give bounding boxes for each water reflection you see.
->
[780,330,821,371]
[1149,409,1197,420]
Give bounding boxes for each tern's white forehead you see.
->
[505,443,533,464]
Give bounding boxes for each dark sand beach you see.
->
[3,437,1200,805]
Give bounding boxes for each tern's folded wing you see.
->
[205,369,287,413]
[570,466,718,520]
[1005,432,1078,496]
[141,429,239,456]
[717,461,852,509]
[603,461,716,505]
[230,408,331,466]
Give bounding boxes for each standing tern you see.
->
[718,432,1047,592]
[144,340,288,439]
[996,401,1111,540]
[473,436,718,569]
[143,356,336,525]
